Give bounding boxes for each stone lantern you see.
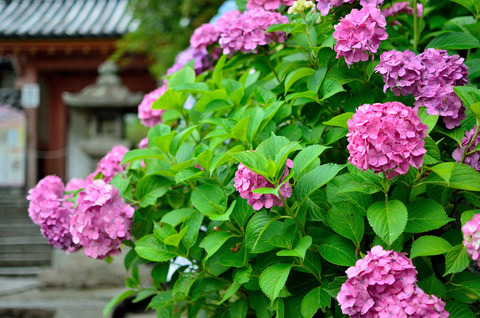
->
[62,61,143,177]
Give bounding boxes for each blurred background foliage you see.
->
[112,0,222,78]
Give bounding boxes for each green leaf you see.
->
[417,275,447,298]
[327,201,364,246]
[447,271,480,303]
[295,164,345,208]
[152,89,182,110]
[161,208,195,226]
[445,301,476,318]
[136,176,171,207]
[164,227,188,247]
[135,234,178,262]
[276,236,312,259]
[259,263,292,302]
[191,184,226,216]
[213,54,227,88]
[405,199,454,233]
[230,151,268,179]
[173,272,199,300]
[285,68,315,94]
[321,79,346,100]
[301,287,330,318]
[181,210,203,249]
[153,222,177,242]
[322,112,354,129]
[245,211,283,253]
[410,236,453,258]
[307,67,328,95]
[170,125,198,155]
[200,231,234,262]
[232,197,254,229]
[434,125,465,146]
[450,0,479,16]
[424,162,480,191]
[174,167,204,184]
[148,291,174,309]
[195,89,230,112]
[292,145,329,179]
[444,244,471,276]
[427,31,480,49]
[417,107,439,135]
[218,282,241,305]
[173,82,210,94]
[454,86,480,108]
[319,234,357,266]
[103,290,137,317]
[121,148,164,164]
[231,117,250,144]
[168,65,195,89]
[367,200,407,245]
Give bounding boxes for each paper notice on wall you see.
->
[0,105,26,187]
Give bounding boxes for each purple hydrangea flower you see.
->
[70,180,134,259]
[167,47,214,76]
[190,23,221,50]
[215,10,242,31]
[247,0,294,11]
[375,49,424,96]
[337,246,449,318]
[414,49,469,129]
[27,175,80,253]
[234,159,293,210]
[219,9,289,55]
[87,145,129,184]
[317,0,355,16]
[381,2,423,18]
[347,102,428,179]
[138,84,167,128]
[333,6,388,66]
[462,214,480,266]
[453,126,480,171]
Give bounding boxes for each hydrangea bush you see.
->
[27,0,480,317]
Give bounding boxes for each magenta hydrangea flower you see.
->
[87,145,129,184]
[375,49,424,96]
[317,0,355,16]
[138,137,149,149]
[26,175,80,253]
[234,159,293,210]
[219,9,289,55]
[381,2,423,18]
[138,84,167,128]
[167,47,214,76]
[462,214,480,266]
[190,23,221,49]
[70,180,134,259]
[347,102,428,179]
[247,0,294,11]
[453,126,480,171]
[333,6,388,66]
[414,49,469,129]
[337,246,449,318]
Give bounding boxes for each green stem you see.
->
[279,192,307,236]
[261,47,280,83]
[461,123,480,164]
[413,0,419,51]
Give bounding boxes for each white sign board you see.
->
[21,83,40,108]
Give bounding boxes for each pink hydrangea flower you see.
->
[87,145,129,184]
[337,246,449,318]
[138,137,149,150]
[381,2,423,18]
[317,0,355,16]
[216,10,241,31]
[234,159,293,210]
[347,102,428,179]
[27,175,80,253]
[414,49,468,129]
[462,214,480,266]
[167,47,214,76]
[247,0,294,11]
[190,23,221,49]
[375,49,424,96]
[333,6,388,66]
[65,178,89,192]
[70,180,134,259]
[453,126,480,171]
[219,9,289,55]
[138,84,167,128]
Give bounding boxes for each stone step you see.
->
[0,237,49,245]
[0,244,52,254]
[0,252,52,267]
[0,229,42,238]
[0,266,47,276]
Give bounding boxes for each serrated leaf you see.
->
[319,234,357,266]
[410,236,452,258]
[301,287,330,318]
[259,263,292,301]
[200,231,234,262]
[327,201,364,246]
[427,32,480,50]
[292,145,329,179]
[367,200,407,245]
[445,301,475,318]
[461,210,478,226]
[417,275,447,298]
[307,67,328,94]
[321,79,346,100]
[135,234,178,262]
[136,175,171,207]
[322,112,353,129]
[191,184,226,216]
[276,236,312,259]
[103,290,137,317]
[424,162,480,191]
[405,199,454,233]
[447,271,480,303]
[444,244,471,276]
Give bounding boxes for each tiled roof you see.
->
[0,0,138,38]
